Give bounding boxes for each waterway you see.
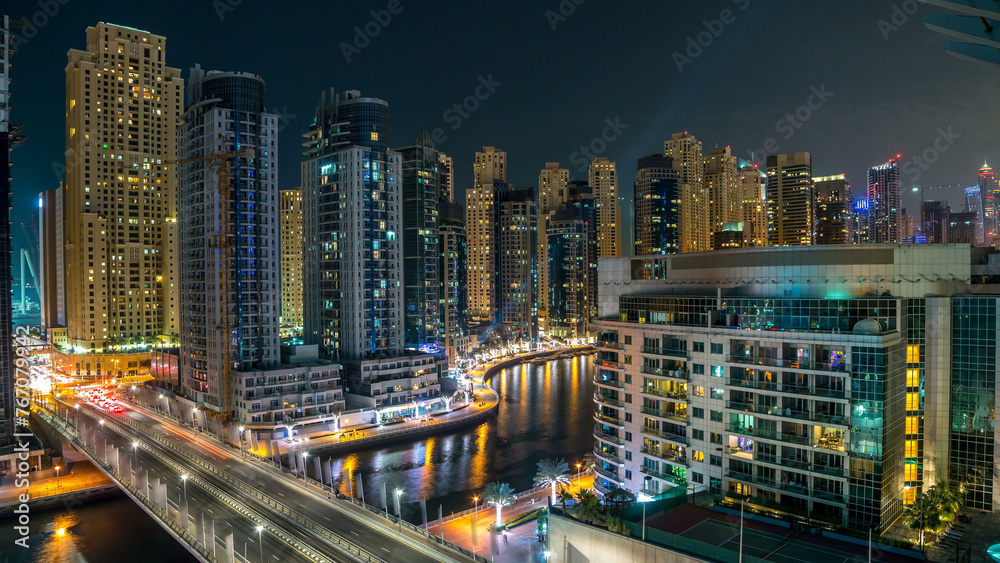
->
[323,354,596,524]
[0,495,197,562]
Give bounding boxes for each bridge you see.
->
[29,397,485,563]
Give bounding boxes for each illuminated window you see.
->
[370,132,379,141]
[904,463,918,481]
[907,345,919,364]
[906,416,919,434]
[903,487,916,505]
[693,386,705,398]
[906,369,920,388]
[905,440,918,457]
[906,392,919,411]
[691,450,704,462]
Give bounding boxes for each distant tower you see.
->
[964,185,984,245]
[537,162,570,335]
[664,132,708,253]
[634,155,681,256]
[705,146,740,247]
[467,147,507,323]
[814,174,852,245]
[589,157,621,258]
[979,160,997,241]
[738,163,768,247]
[496,187,537,340]
[766,152,814,246]
[280,188,303,330]
[867,158,902,244]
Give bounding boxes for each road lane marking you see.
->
[323,516,331,522]
[350,531,359,536]
[381,547,391,553]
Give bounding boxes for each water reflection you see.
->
[325,356,595,522]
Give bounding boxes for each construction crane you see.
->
[166,136,251,422]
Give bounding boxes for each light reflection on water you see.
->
[325,356,595,522]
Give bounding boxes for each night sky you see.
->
[5,0,999,258]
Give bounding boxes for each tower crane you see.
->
[166,136,251,422]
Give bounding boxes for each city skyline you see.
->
[6,1,1000,260]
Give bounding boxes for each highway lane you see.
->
[74,409,310,563]
[117,405,461,563]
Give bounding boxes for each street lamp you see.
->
[576,463,581,488]
[55,465,61,488]
[473,496,479,516]
[132,442,138,468]
[256,525,263,563]
[639,475,653,541]
[739,498,745,563]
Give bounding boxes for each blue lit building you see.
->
[634,155,680,256]
[547,182,597,340]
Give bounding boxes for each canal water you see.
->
[324,354,596,523]
[0,495,197,562]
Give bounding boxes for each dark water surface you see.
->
[324,355,596,522]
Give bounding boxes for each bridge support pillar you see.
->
[224,532,234,563]
[207,518,216,559]
[286,447,296,473]
[197,512,206,546]
[322,458,332,486]
[160,481,168,513]
[178,495,189,534]
[312,455,321,483]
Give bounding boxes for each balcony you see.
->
[640,366,688,380]
[640,426,687,445]
[593,478,614,495]
[593,425,625,446]
[595,359,624,370]
[727,377,778,392]
[640,386,687,402]
[812,464,848,478]
[640,466,685,487]
[640,448,686,466]
[640,407,687,424]
[595,393,625,408]
[593,412,623,428]
[728,354,849,375]
[811,489,847,505]
[594,446,624,465]
[597,340,625,351]
[594,465,622,483]
[815,386,848,400]
[641,346,688,359]
[593,376,625,391]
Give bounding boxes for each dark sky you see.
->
[5,0,999,258]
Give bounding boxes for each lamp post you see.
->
[576,463,582,489]
[739,498,745,563]
[256,526,264,563]
[55,465,61,488]
[132,442,138,469]
[640,475,653,541]
[474,496,479,517]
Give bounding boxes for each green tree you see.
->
[605,515,631,537]
[558,488,575,512]
[534,457,572,505]
[577,490,603,524]
[482,481,515,526]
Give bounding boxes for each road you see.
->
[69,397,462,563]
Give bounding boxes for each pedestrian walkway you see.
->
[0,459,113,506]
[433,474,595,562]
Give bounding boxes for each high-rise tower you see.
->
[538,162,570,335]
[766,152,814,246]
[814,174,852,245]
[0,15,18,447]
[467,147,506,323]
[867,158,901,244]
[589,157,621,258]
[664,132,708,253]
[280,188,303,330]
[705,146,740,247]
[64,23,183,351]
[177,66,280,408]
[634,155,681,256]
[979,160,997,242]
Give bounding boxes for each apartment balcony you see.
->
[593,478,614,495]
[594,465,623,484]
[641,346,688,359]
[595,359,624,370]
[593,376,625,391]
[593,412,624,429]
[640,448,686,467]
[812,464,848,479]
[594,393,625,409]
[728,354,849,375]
[640,407,688,424]
[597,340,625,351]
[594,446,624,465]
[727,377,778,392]
[724,424,809,446]
[640,466,686,487]
[640,366,689,380]
[593,425,625,446]
[640,386,687,402]
[640,426,687,445]
[811,489,847,505]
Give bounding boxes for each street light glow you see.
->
[256,526,263,533]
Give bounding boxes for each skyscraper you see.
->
[949,212,977,244]
[547,182,596,340]
[39,187,66,334]
[979,161,997,242]
[867,158,901,244]
[438,152,454,203]
[705,146,739,247]
[467,147,506,323]
[280,188,303,331]
[766,152,814,246]
[738,163,768,247]
[634,155,681,257]
[538,162,570,335]
[439,200,470,365]
[64,23,183,351]
[922,200,951,244]
[0,15,16,447]
[302,89,443,407]
[965,186,984,245]
[814,174,852,245]
[589,157,621,258]
[496,186,538,340]
[664,132,708,253]
[396,130,444,351]
[177,66,280,410]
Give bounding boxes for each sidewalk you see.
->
[434,474,595,562]
[0,458,113,505]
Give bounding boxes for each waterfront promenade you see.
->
[0,457,116,514]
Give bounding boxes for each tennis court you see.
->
[680,519,868,563]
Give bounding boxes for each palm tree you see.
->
[534,457,572,505]
[482,481,515,526]
[577,491,603,524]
[558,488,575,512]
